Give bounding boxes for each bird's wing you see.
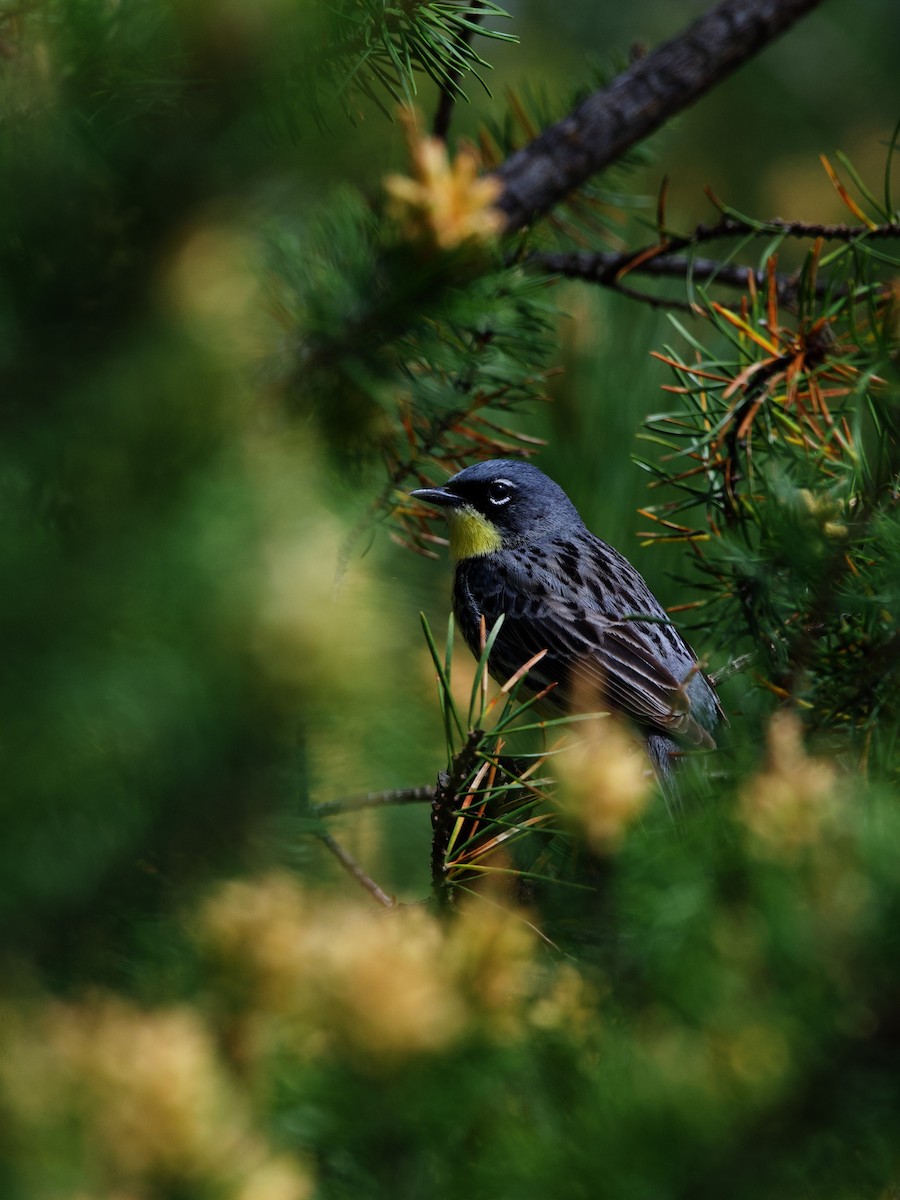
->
[493,594,716,748]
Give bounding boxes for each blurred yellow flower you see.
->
[0,995,313,1200]
[199,870,314,1014]
[198,872,597,1063]
[49,1000,240,1181]
[738,711,837,856]
[529,962,598,1036]
[200,873,465,1060]
[554,715,651,853]
[302,900,467,1060]
[235,1153,315,1200]
[385,108,504,252]
[446,901,536,1034]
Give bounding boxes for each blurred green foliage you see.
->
[1,1,899,1198]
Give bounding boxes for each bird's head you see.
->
[411,459,582,561]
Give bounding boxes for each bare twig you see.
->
[317,831,396,908]
[493,0,827,232]
[591,275,698,313]
[312,786,435,818]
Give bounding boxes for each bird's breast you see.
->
[452,554,505,649]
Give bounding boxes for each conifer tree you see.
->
[1,2,898,1198]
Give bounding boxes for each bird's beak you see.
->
[410,486,465,509]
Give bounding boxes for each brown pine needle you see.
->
[821,154,878,229]
[494,648,548,701]
[651,352,731,382]
[766,254,779,334]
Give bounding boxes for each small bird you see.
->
[411,459,723,778]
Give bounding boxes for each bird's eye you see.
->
[487,479,514,506]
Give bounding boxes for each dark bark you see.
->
[493,0,826,231]
[431,730,483,908]
[432,0,485,141]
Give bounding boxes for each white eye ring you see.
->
[487,479,514,506]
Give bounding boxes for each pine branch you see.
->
[524,213,900,307]
[312,786,435,818]
[492,0,826,231]
[318,0,513,119]
[431,729,484,908]
[317,831,396,908]
[433,0,486,141]
[667,215,900,247]
[526,248,836,306]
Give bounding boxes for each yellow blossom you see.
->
[199,873,465,1060]
[197,872,597,1062]
[384,108,504,251]
[529,963,598,1036]
[0,995,313,1200]
[738,711,837,855]
[301,901,467,1059]
[37,1000,243,1181]
[198,870,314,1013]
[554,715,651,853]
[235,1154,315,1200]
[446,901,536,1034]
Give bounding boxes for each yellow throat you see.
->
[447,505,503,561]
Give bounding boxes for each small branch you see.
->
[598,276,698,314]
[681,215,900,247]
[432,0,485,141]
[494,0,826,232]
[524,213,900,309]
[527,248,836,305]
[317,831,396,908]
[312,786,435,819]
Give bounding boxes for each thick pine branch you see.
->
[493,0,825,231]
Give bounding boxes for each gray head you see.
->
[411,459,584,558]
